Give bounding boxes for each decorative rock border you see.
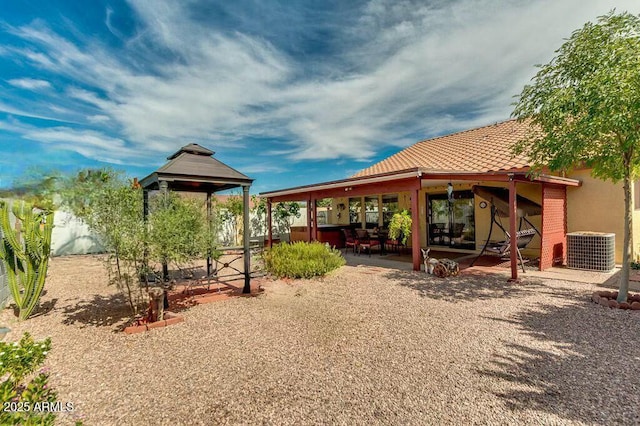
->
[124,311,185,334]
[591,290,640,310]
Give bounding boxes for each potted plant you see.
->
[388,210,412,245]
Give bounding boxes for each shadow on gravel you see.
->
[479,297,640,424]
[61,293,133,330]
[386,269,546,303]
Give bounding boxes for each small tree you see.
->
[218,195,244,245]
[512,11,640,303]
[273,202,301,235]
[148,192,209,274]
[62,170,147,315]
[250,195,267,238]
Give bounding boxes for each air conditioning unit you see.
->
[567,232,615,272]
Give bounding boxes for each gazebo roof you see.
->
[140,143,253,193]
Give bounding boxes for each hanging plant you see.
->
[388,210,412,245]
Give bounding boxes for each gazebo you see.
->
[139,143,254,293]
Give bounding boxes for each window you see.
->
[382,194,399,228]
[364,196,379,229]
[349,197,361,225]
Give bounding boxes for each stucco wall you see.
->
[566,169,625,263]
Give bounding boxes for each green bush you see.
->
[263,242,345,279]
[0,333,61,425]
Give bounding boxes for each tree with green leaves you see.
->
[62,169,147,315]
[512,11,640,303]
[217,195,244,245]
[148,191,211,275]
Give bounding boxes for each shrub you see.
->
[263,242,345,279]
[0,333,60,425]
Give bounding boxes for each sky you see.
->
[1,0,638,193]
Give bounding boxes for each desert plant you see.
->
[148,191,215,275]
[218,194,244,245]
[512,11,640,303]
[0,201,53,320]
[63,173,147,316]
[0,333,59,425]
[263,241,345,279]
[388,210,412,245]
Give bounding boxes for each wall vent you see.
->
[567,232,615,272]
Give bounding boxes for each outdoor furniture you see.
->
[448,223,466,245]
[355,229,380,256]
[429,223,447,244]
[481,228,537,272]
[385,236,404,253]
[376,229,389,255]
[342,228,358,254]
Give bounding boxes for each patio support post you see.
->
[242,185,251,294]
[306,197,312,242]
[266,198,273,248]
[508,175,519,281]
[312,197,318,241]
[411,187,421,271]
[206,192,212,276]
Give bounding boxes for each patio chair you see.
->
[355,229,380,256]
[449,223,466,245]
[342,228,358,254]
[429,223,447,244]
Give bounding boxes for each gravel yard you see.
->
[2,255,640,425]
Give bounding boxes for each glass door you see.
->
[428,190,475,249]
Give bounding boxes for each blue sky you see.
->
[1,0,638,193]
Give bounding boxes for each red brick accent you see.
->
[540,184,567,270]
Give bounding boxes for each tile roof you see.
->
[352,119,531,178]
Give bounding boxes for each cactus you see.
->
[0,201,53,320]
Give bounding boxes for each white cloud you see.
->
[21,126,146,166]
[87,114,110,123]
[3,0,640,169]
[7,78,51,90]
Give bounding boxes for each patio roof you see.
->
[260,119,579,200]
[353,119,531,178]
[140,143,253,193]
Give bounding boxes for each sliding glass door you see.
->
[428,190,475,249]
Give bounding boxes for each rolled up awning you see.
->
[472,185,542,218]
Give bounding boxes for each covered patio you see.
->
[261,168,580,281]
[261,120,585,281]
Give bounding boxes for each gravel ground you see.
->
[2,254,640,425]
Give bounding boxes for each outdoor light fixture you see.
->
[447,182,454,203]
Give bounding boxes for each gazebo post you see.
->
[159,180,169,280]
[206,191,212,276]
[242,185,251,294]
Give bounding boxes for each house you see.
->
[260,119,635,279]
